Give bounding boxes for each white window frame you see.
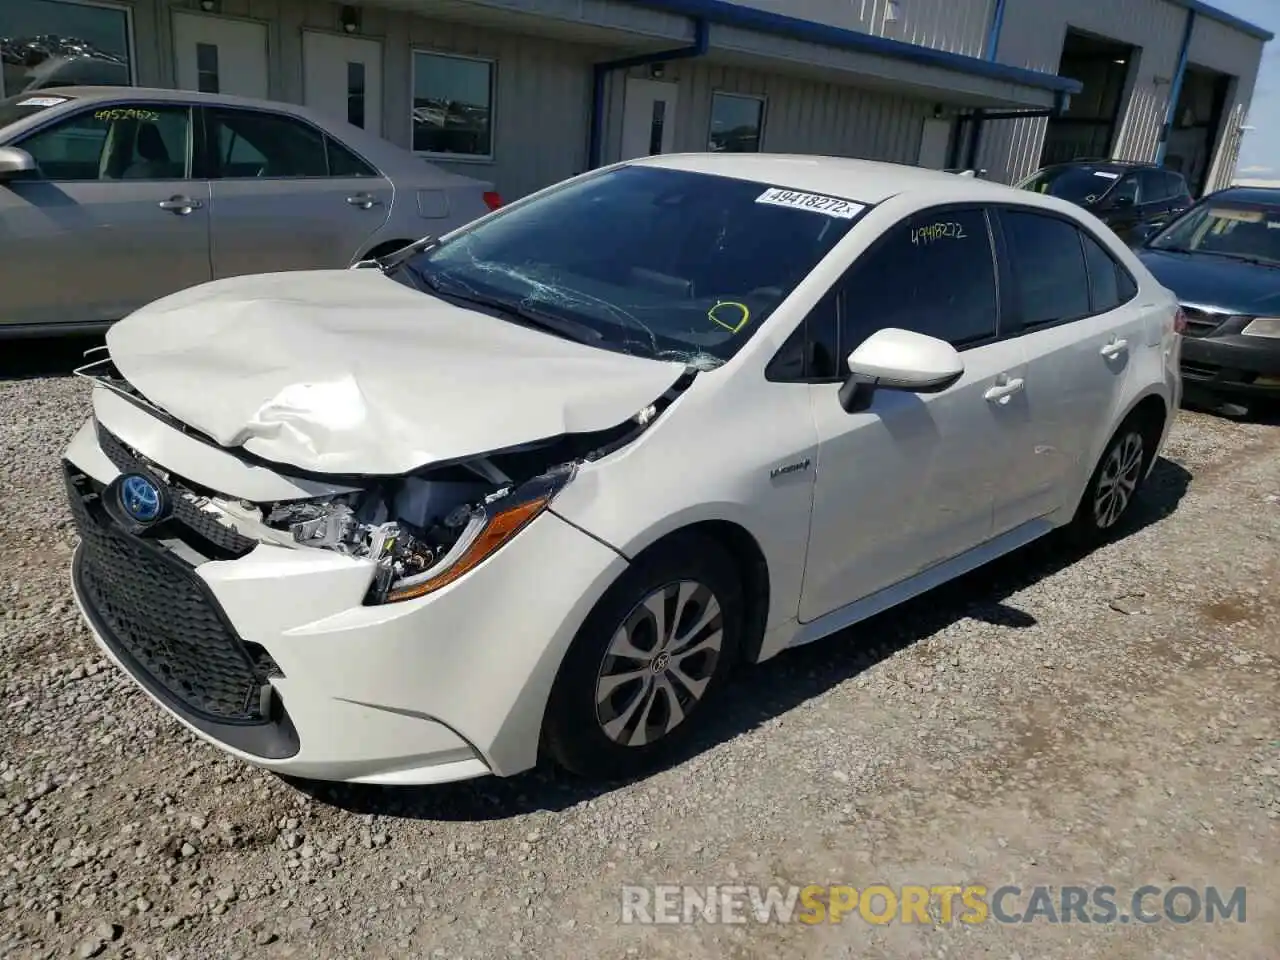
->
[708,91,767,154]
[0,0,137,99]
[409,49,496,163]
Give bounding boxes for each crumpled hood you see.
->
[105,270,686,476]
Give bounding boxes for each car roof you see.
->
[4,86,489,188]
[631,152,1055,207]
[1207,185,1280,207]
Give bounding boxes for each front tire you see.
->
[542,534,743,781]
[1066,416,1152,546]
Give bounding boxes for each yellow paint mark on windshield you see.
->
[709,301,751,334]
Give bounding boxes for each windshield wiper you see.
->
[1160,246,1280,268]
[424,284,603,345]
[478,296,605,344]
[357,236,440,274]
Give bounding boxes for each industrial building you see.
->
[1,0,1271,201]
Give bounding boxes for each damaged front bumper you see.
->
[63,404,629,785]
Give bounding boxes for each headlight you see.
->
[265,463,575,605]
[379,467,572,603]
[1242,317,1280,338]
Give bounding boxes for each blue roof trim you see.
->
[1171,0,1273,42]
[624,0,1083,95]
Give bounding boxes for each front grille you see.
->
[67,466,278,724]
[96,423,258,559]
[1181,360,1220,378]
[1179,306,1227,339]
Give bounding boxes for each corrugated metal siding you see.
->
[979,0,1189,182]
[724,0,994,56]
[1188,13,1266,76]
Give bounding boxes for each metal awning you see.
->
[370,0,1080,111]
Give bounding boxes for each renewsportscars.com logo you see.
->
[620,884,1248,926]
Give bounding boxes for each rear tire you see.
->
[542,533,743,781]
[1065,414,1155,547]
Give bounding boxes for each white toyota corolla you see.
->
[64,154,1182,786]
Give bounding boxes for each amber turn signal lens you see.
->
[383,495,550,603]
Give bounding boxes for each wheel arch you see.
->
[1069,387,1170,522]
[623,519,772,666]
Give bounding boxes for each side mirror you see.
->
[1109,195,1135,210]
[837,328,964,413]
[0,146,36,182]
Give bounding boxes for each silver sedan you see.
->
[0,86,501,338]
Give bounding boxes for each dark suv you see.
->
[1018,160,1194,244]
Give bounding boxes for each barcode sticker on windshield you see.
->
[1093,171,1121,179]
[16,96,67,107]
[756,187,865,219]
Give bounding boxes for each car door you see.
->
[794,206,1032,622]
[994,207,1143,531]
[1137,168,1174,231]
[200,105,393,278]
[0,101,211,330]
[1162,171,1193,221]
[1104,172,1141,239]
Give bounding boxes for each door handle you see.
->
[157,195,203,215]
[346,193,382,209]
[1100,338,1129,359]
[984,376,1025,404]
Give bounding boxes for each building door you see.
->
[302,31,383,136]
[621,79,678,160]
[918,117,951,169]
[1041,30,1134,166]
[171,11,268,100]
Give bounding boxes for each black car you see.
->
[1135,186,1280,410]
[1018,160,1194,244]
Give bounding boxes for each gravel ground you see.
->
[1,362,1278,960]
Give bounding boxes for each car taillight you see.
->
[1173,307,1188,334]
[482,191,504,211]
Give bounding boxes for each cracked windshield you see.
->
[391,164,863,368]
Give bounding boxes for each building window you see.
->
[708,92,764,153]
[347,61,365,129]
[195,42,219,94]
[648,99,666,156]
[0,0,134,98]
[411,51,494,159]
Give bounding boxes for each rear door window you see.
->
[205,108,328,178]
[1000,209,1092,328]
[1138,169,1169,204]
[1163,170,1190,202]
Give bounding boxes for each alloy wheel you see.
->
[1093,431,1144,530]
[594,580,724,748]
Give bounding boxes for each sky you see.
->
[1211,0,1280,178]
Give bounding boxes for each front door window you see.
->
[0,0,132,97]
